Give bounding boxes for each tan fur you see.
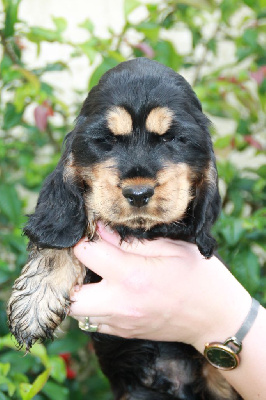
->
[82,160,193,230]
[141,357,198,397]
[63,152,75,181]
[146,107,173,135]
[7,247,86,347]
[107,106,133,136]
[203,363,237,399]
[205,160,217,189]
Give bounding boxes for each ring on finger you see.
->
[78,317,99,333]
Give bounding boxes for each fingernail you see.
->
[97,221,114,235]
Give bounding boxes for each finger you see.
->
[70,282,114,316]
[71,316,111,336]
[70,315,104,327]
[74,238,130,280]
[98,222,193,257]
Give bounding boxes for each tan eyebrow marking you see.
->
[107,106,133,136]
[146,107,173,135]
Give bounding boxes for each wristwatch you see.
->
[204,298,260,370]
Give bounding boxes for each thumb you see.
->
[97,222,190,258]
[74,237,132,280]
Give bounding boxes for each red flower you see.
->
[250,66,266,85]
[59,352,77,380]
[59,352,71,363]
[244,135,263,150]
[34,100,54,131]
[66,367,77,380]
[132,42,155,58]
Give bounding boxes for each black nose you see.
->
[122,185,154,207]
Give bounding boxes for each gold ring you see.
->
[78,317,98,332]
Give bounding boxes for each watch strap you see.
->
[234,297,260,343]
[204,297,261,370]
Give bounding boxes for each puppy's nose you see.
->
[122,185,154,207]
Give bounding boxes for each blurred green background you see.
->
[0,0,265,398]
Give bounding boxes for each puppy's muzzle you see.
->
[122,185,154,207]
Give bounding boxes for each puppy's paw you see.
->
[7,248,86,350]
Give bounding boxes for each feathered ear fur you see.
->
[24,152,87,249]
[192,159,221,258]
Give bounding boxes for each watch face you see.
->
[204,343,239,370]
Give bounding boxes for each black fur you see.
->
[12,58,242,399]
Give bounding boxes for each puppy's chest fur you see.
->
[7,58,241,400]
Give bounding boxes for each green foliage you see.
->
[0,0,265,398]
[0,335,67,400]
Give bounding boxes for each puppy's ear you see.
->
[192,159,221,258]
[24,158,87,249]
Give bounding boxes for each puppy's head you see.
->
[25,58,220,258]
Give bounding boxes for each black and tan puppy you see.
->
[7,58,240,399]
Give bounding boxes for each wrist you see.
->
[193,289,252,356]
[203,298,260,370]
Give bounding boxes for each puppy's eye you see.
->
[162,134,187,144]
[162,134,175,143]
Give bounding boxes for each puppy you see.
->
[7,58,241,399]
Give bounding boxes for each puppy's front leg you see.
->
[7,246,86,350]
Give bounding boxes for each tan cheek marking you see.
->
[81,159,123,222]
[107,106,132,136]
[155,163,193,221]
[146,107,173,135]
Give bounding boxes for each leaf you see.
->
[79,18,94,33]
[47,325,89,355]
[78,40,98,63]
[20,368,51,400]
[178,0,213,7]
[41,381,69,400]
[0,184,23,225]
[33,62,68,74]
[52,17,67,33]
[19,383,32,400]
[29,344,49,368]
[124,0,140,18]
[232,250,261,295]
[257,165,266,178]
[0,335,49,369]
[137,21,160,42]
[153,40,183,71]
[242,28,258,48]
[0,392,9,400]
[214,134,232,149]
[3,0,21,37]
[48,357,66,383]
[14,67,41,90]
[219,218,245,246]
[0,351,36,375]
[3,103,23,130]
[88,58,118,90]
[0,376,16,397]
[27,27,62,43]
[1,55,21,84]
[0,364,10,378]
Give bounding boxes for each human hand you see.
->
[70,224,251,353]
